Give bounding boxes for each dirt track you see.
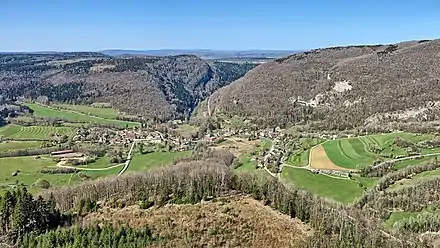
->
[309,145,352,171]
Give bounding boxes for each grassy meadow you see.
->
[128,150,191,172]
[25,103,139,127]
[281,167,376,203]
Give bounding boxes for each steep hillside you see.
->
[0,53,256,122]
[210,39,440,130]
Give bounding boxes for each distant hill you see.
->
[208,39,440,130]
[0,53,256,121]
[100,49,300,60]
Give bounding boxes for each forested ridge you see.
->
[210,39,440,130]
[0,53,256,122]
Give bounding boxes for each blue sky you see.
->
[1,0,439,51]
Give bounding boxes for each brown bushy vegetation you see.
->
[0,53,255,122]
[211,39,440,129]
[81,196,312,247]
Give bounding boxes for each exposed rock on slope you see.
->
[0,53,256,121]
[210,40,440,129]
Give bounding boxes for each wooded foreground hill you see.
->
[0,52,256,121]
[209,39,440,130]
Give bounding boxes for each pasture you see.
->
[0,141,43,151]
[0,156,77,193]
[25,103,139,127]
[281,167,376,203]
[54,103,120,120]
[128,150,191,172]
[0,124,75,139]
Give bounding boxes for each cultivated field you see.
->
[321,132,440,169]
[308,145,351,171]
[281,132,440,204]
[0,124,75,139]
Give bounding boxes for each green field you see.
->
[281,167,376,203]
[383,211,418,229]
[82,156,119,169]
[322,133,439,169]
[389,168,440,191]
[54,103,120,119]
[0,141,43,151]
[0,124,75,139]
[25,103,139,127]
[0,156,78,193]
[127,151,191,172]
[235,153,257,172]
[322,138,379,169]
[383,209,440,229]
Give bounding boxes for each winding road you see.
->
[372,152,440,169]
[117,138,150,176]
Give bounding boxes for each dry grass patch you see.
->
[215,137,260,157]
[310,145,352,171]
[81,196,312,248]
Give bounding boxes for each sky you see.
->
[1,0,440,52]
